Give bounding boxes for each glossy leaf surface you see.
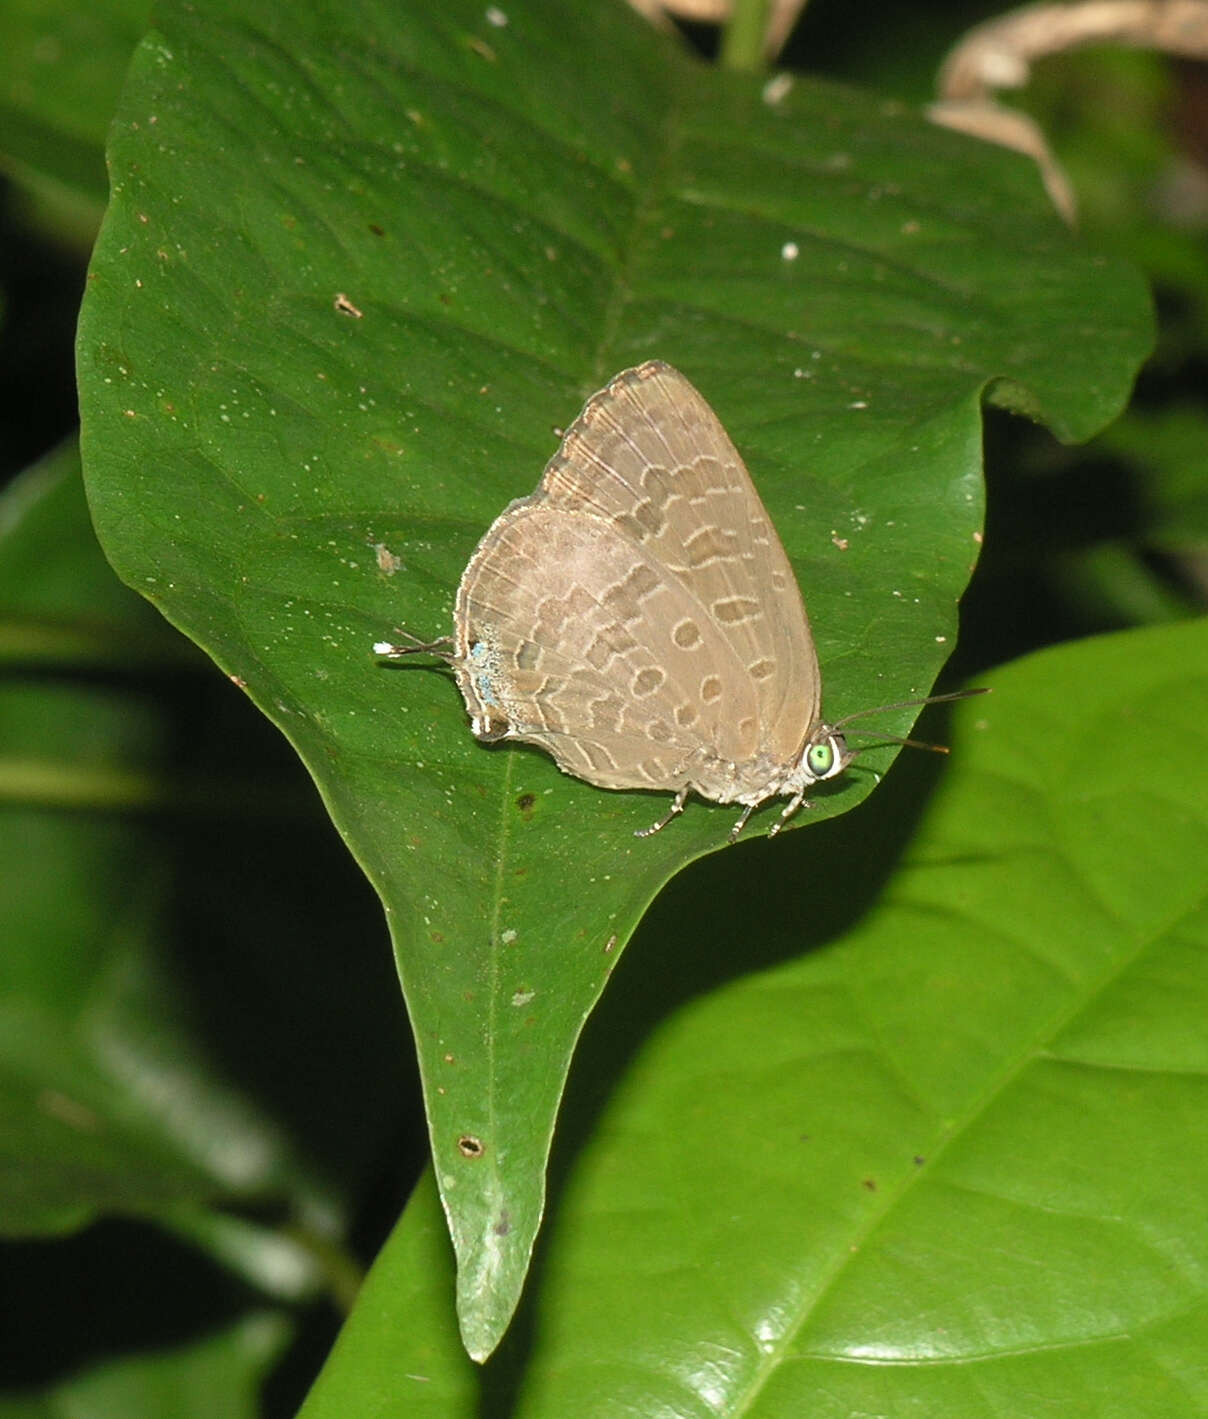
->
[301,618,1208,1415]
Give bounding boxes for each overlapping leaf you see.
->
[300,619,1208,1416]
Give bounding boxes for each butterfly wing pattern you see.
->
[455,363,828,807]
[539,363,822,768]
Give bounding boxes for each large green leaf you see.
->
[76,0,1152,1355]
[299,617,1208,1415]
[0,446,301,1235]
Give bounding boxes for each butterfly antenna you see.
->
[373,631,456,662]
[843,729,952,755]
[831,686,988,731]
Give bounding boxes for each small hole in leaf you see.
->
[458,1134,485,1159]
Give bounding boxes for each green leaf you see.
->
[0,446,329,1235]
[299,617,1208,1416]
[76,0,1152,1355]
[1098,402,1208,554]
[0,446,412,1297]
[0,1310,290,1419]
[0,438,185,668]
[0,0,149,240]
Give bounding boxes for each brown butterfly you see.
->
[377,362,984,839]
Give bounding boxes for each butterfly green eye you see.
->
[806,741,835,778]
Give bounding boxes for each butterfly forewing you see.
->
[538,363,820,761]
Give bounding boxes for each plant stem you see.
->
[719,0,772,71]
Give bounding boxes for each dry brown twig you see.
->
[628,2,1208,223]
[931,1,1208,222]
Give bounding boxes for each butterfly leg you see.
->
[727,803,757,843]
[767,791,810,837]
[634,787,690,838]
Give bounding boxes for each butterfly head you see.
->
[797,725,854,786]
[789,687,992,796]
